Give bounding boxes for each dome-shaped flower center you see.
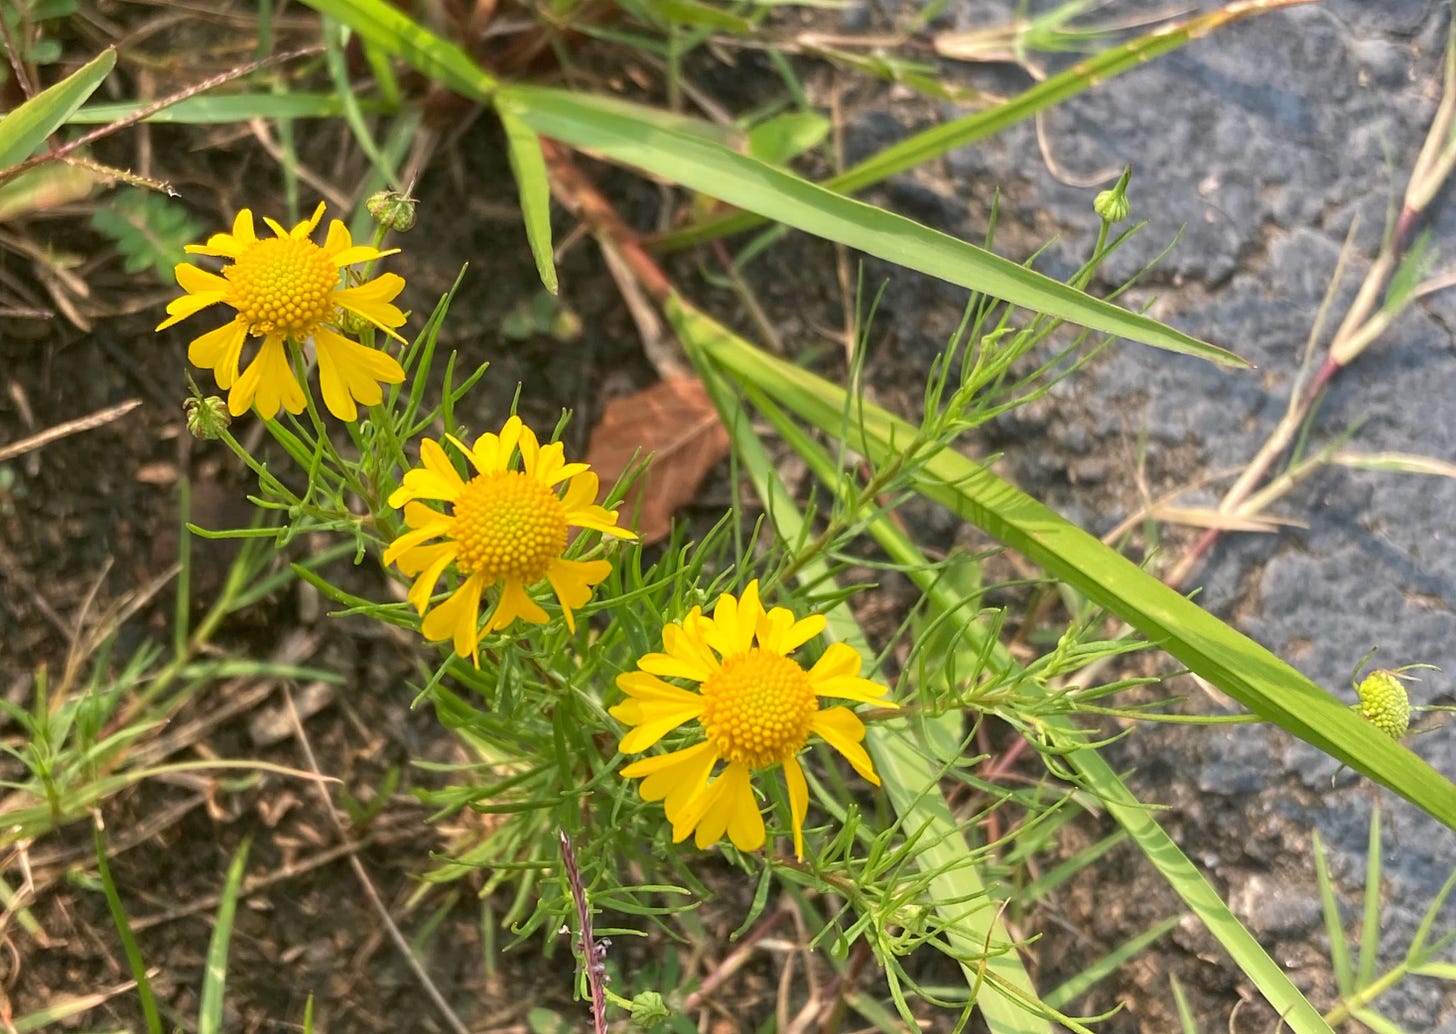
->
[225,235,338,337]
[449,470,568,583]
[700,649,817,769]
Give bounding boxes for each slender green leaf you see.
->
[676,294,1456,832]
[497,101,558,294]
[1358,808,1383,987]
[198,838,252,1034]
[1313,829,1356,994]
[73,93,372,124]
[93,821,163,1034]
[657,0,1316,250]
[502,85,1239,366]
[296,0,497,100]
[0,48,116,169]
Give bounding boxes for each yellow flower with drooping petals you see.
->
[612,581,895,860]
[385,416,636,663]
[157,202,407,421]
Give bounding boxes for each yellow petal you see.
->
[187,320,249,388]
[809,643,894,705]
[621,741,717,821]
[401,544,455,614]
[546,557,611,630]
[230,336,303,418]
[810,707,879,785]
[485,577,548,633]
[758,608,823,656]
[335,273,408,339]
[312,326,405,421]
[783,757,809,860]
[639,620,717,682]
[421,573,486,663]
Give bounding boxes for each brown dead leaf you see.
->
[586,375,729,544]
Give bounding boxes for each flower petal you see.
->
[485,577,548,633]
[810,707,879,785]
[675,763,761,852]
[756,606,824,656]
[545,557,611,631]
[230,336,303,418]
[312,326,405,421]
[705,581,760,658]
[398,543,456,614]
[808,642,894,705]
[620,741,717,821]
[335,272,408,340]
[187,320,249,388]
[611,672,705,752]
[421,573,486,663]
[783,757,809,861]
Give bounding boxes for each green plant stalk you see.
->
[691,352,1054,1033]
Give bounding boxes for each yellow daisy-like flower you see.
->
[611,581,895,860]
[157,202,408,421]
[384,416,636,663]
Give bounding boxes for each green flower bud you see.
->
[366,190,417,232]
[1356,669,1410,740]
[1094,185,1130,224]
[185,396,231,439]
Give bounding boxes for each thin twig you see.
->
[0,400,142,463]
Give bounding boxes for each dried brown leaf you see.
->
[586,375,729,544]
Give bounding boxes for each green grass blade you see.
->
[92,820,163,1034]
[655,0,1316,250]
[74,93,373,124]
[1313,829,1356,995]
[1169,975,1200,1034]
[0,48,117,169]
[198,837,252,1034]
[497,101,558,294]
[1357,807,1383,987]
[297,0,497,99]
[501,84,1238,366]
[679,295,1456,831]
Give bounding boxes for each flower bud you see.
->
[185,396,231,439]
[366,190,417,232]
[1356,669,1411,740]
[1094,185,1130,224]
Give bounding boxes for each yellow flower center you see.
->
[225,235,338,337]
[450,470,567,583]
[700,649,816,769]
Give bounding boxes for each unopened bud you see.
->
[185,396,231,439]
[366,190,417,232]
[1094,185,1130,224]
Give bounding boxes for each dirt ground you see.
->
[5,4,1446,1033]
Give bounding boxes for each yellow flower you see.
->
[157,202,407,421]
[384,416,636,663]
[611,581,895,860]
